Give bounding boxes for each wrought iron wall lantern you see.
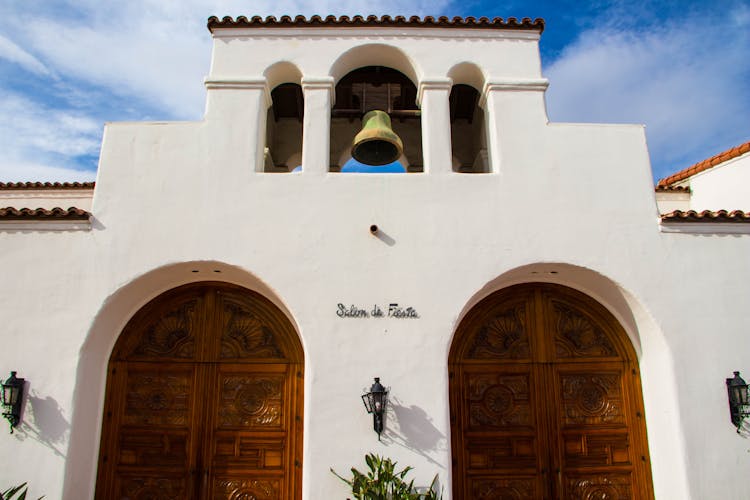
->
[362,377,388,440]
[2,371,24,433]
[726,371,750,433]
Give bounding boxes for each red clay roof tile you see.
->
[207,15,545,33]
[0,207,91,220]
[654,185,690,193]
[660,210,750,223]
[657,140,750,187]
[0,182,95,190]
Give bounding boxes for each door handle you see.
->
[556,468,562,499]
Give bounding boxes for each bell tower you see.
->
[203,15,548,176]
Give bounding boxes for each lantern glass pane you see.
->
[730,385,740,404]
[362,393,374,413]
[2,384,11,406]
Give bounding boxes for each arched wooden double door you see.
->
[95,283,303,499]
[449,284,653,499]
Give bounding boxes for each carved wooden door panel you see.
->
[205,363,298,499]
[98,361,202,499]
[449,284,653,500]
[449,289,548,498]
[545,290,651,499]
[95,283,303,500]
[549,362,639,499]
[455,362,549,499]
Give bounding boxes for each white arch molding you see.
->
[328,43,421,87]
[264,60,304,93]
[446,61,486,94]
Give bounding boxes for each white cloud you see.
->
[0,93,101,181]
[545,14,750,178]
[0,161,96,183]
[1,1,746,182]
[0,94,101,158]
[0,34,51,76]
[19,1,454,120]
[25,20,210,120]
[0,0,452,181]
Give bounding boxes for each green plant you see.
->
[331,453,442,500]
[1,483,44,500]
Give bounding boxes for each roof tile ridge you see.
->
[661,209,750,222]
[0,181,95,190]
[657,139,750,187]
[0,206,91,219]
[654,185,690,193]
[207,14,545,32]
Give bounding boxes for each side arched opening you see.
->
[447,63,488,173]
[264,62,304,172]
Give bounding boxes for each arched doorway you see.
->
[95,282,303,499]
[449,283,653,499]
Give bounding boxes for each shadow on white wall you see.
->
[15,388,70,458]
[383,395,447,469]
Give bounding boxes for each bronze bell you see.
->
[351,110,404,166]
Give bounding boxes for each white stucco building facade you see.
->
[1,15,749,499]
[656,140,750,214]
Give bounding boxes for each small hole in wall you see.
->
[191,270,199,273]
[213,270,221,273]
[549,271,558,275]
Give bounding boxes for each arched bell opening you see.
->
[94,281,304,499]
[449,84,487,173]
[447,62,488,173]
[265,82,304,172]
[448,282,654,499]
[330,66,421,173]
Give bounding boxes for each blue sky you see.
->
[0,0,747,182]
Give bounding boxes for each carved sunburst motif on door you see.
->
[131,300,197,358]
[467,305,529,359]
[553,302,617,358]
[221,303,285,359]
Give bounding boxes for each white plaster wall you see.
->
[0,188,94,210]
[0,28,748,500]
[655,190,690,213]
[209,29,544,86]
[689,152,750,211]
